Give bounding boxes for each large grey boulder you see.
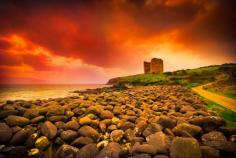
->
[95,142,123,158]
[9,129,30,145]
[0,123,12,143]
[5,115,30,127]
[78,126,99,140]
[60,130,78,142]
[41,121,57,139]
[77,143,99,158]
[146,132,170,154]
[54,144,79,158]
[170,137,201,158]
[201,146,220,158]
[172,123,202,136]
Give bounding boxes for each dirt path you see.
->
[192,83,236,112]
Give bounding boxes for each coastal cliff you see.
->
[107,64,236,88]
[107,77,121,85]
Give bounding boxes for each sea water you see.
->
[0,84,111,102]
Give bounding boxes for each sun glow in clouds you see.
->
[0,0,235,84]
[0,34,130,84]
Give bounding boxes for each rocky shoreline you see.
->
[0,85,236,158]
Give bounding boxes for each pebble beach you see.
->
[0,85,236,158]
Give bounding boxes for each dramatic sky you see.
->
[0,0,235,84]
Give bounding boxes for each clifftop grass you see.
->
[205,100,236,127]
[109,63,236,89]
[203,79,236,99]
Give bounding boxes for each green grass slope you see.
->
[108,63,236,89]
[205,100,236,127]
[203,79,236,99]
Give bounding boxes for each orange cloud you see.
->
[0,34,131,84]
[0,0,235,84]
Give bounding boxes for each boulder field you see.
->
[0,85,235,158]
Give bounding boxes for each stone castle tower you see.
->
[144,58,163,74]
[144,61,151,74]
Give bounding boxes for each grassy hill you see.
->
[203,79,236,99]
[108,63,236,89]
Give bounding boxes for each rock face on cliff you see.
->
[107,77,120,85]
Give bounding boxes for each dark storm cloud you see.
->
[177,0,236,57]
[0,0,118,67]
[0,50,54,71]
[119,0,204,35]
[0,0,235,69]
